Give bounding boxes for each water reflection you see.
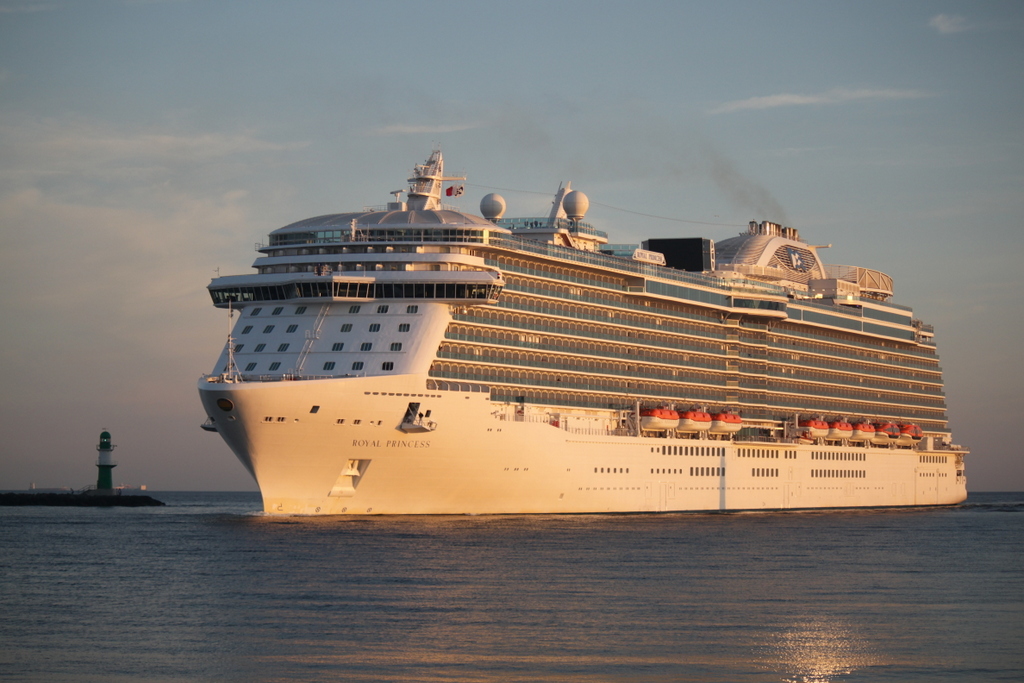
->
[758,617,878,682]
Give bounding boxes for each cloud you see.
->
[929,14,969,34]
[367,122,485,136]
[709,88,932,115]
[3,119,301,162]
[0,117,308,194]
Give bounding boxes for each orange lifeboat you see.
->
[677,410,712,433]
[898,424,923,445]
[849,422,875,442]
[872,422,900,443]
[640,407,680,431]
[710,411,743,434]
[798,418,829,439]
[826,420,853,441]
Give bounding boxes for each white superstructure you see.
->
[199,152,967,514]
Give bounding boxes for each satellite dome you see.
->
[480,193,506,221]
[563,190,589,220]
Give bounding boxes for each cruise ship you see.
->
[198,151,968,514]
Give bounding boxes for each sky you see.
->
[0,0,1021,492]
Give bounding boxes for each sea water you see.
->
[1,491,1021,682]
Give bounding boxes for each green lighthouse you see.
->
[96,430,116,491]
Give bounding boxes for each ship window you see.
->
[241,326,253,334]
[340,324,353,332]
[234,344,244,352]
[295,306,307,314]
[251,308,262,316]
[269,362,281,371]
[369,323,381,332]
[332,343,344,351]
[390,343,402,351]
[272,307,284,316]
[245,362,257,371]
[399,324,411,332]
[254,344,266,352]
[381,362,394,371]
[406,305,418,313]
[286,324,298,333]
[377,305,389,313]
[349,305,361,313]
[277,343,290,352]
[352,362,364,370]
[323,362,336,370]
[360,343,372,351]
[310,405,320,413]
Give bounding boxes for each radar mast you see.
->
[406,150,466,210]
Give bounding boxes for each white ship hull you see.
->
[199,374,967,515]
[198,152,970,515]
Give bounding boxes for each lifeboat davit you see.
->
[898,423,923,445]
[872,422,900,443]
[826,420,854,441]
[849,422,875,442]
[640,407,680,431]
[677,410,712,433]
[798,419,829,439]
[710,411,743,434]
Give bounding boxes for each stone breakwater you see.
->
[0,493,165,507]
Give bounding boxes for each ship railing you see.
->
[772,325,939,363]
[453,308,726,342]
[359,203,463,213]
[496,217,609,239]
[913,321,935,334]
[501,280,734,333]
[468,299,730,340]
[733,435,786,444]
[764,354,939,383]
[444,331,726,370]
[202,373,343,383]
[425,379,491,394]
[455,304,938,369]
[435,350,947,409]
[261,229,489,249]
[484,378,944,424]
[486,234,794,296]
[564,426,625,436]
[435,350,728,385]
[824,264,894,297]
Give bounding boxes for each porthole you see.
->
[216,398,234,412]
